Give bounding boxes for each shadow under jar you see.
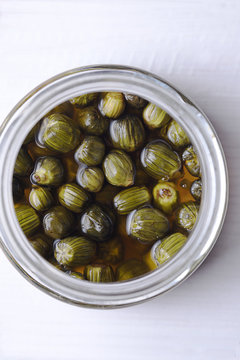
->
[0,65,228,308]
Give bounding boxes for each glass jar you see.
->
[0,65,228,308]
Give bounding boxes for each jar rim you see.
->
[0,65,229,308]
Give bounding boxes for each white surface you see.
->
[0,0,240,359]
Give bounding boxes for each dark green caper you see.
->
[182,145,201,177]
[75,136,105,166]
[128,207,169,244]
[109,115,145,152]
[58,183,90,213]
[30,235,50,257]
[46,101,73,117]
[103,149,135,187]
[66,271,85,279]
[141,140,181,180]
[29,187,54,211]
[80,203,114,242]
[175,201,200,231]
[116,259,149,281]
[31,156,64,187]
[38,114,80,153]
[70,93,98,107]
[124,93,147,108]
[143,103,171,129]
[23,124,39,145]
[190,179,202,201]
[14,148,33,177]
[15,204,40,236]
[54,236,96,266]
[145,233,187,269]
[98,92,125,119]
[76,166,104,193]
[113,186,151,215]
[75,106,108,135]
[43,206,75,239]
[152,181,179,214]
[84,264,115,282]
[12,177,24,202]
[98,236,124,264]
[164,120,190,149]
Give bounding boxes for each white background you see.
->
[0,0,240,359]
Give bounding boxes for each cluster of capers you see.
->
[13,92,202,282]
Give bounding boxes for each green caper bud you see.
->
[98,92,125,119]
[124,93,147,108]
[23,124,39,145]
[165,120,190,149]
[103,149,135,187]
[46,101,73,117]
[116,259,149,281]
[58,183,90,213]
[145,233,187,269]
[75,136,105,166]
[15,204,40,236]
[128,207,169,244]
[66,271,85,279]
[113,186,151,215]
[70,93,98,107]
[109,115,145,152]
[38,114,80,153]
[12,177,24,202]
[29,187,54,211]
[153,182,179,214]
[182,145,201,177]
[30,236,50,257]
[43,206,75,239]
[98,236,124,264]
[143,103,171,129]
[141,140,182,180]
[84,264,115,282]
[76,166,104,193]
[14,148,33,177]
[80,203,114,242]
[54,236,96,266]
[75,106,108,135]
[31,156,64,187]
[190,179,202,201]
[175,201,200,231]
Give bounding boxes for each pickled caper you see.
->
[145,233,187,269]
[70,93,98,107]
[98,92,125,119]
[128,207,169,244]
[43,206,75,239]
[15,204,40,236]
[75,106,108,135]
[175,201,200,231]
[12,177,24,202]
[113,186,151,215]
[23,124,39,145]
[76,166,104,193]
[54,236,96,266]
[98,236,124,264]
[143,103,171,129]
[141,140,181,180]
[66,271,85,279]
[116,259,149,281]
[152,182,179,214]
[58,183,90,213]
[46,101,73,117]
[38,114,80,153]
[30,236,50,257]
[80,203,114,242]
[84,264,115,282]
[164,120,190,149]
[190,179,202,201]
[14,148,33,177]
[124,93,147,108]
[75,136,105,166]
[182,145,201,177]
[103,149,135,187]
[109,115,145,152]
[29,187,54,211]
[31,156,64,187]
